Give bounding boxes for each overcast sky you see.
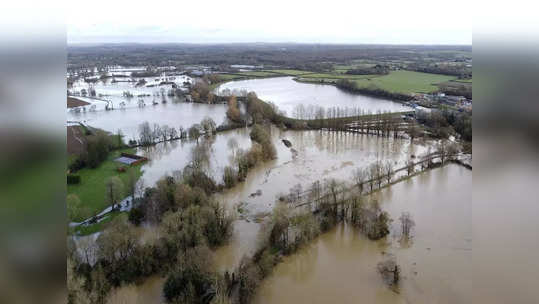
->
[67,0,472,45]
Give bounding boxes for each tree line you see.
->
[135,117,217,146]
[335,79,414,101]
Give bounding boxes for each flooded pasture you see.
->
[217,76,411,115]
[67,77,226,139]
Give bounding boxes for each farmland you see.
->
[352,70,456,94]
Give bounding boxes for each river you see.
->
[217,76,411,116]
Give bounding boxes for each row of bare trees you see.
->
[136,117,217,146]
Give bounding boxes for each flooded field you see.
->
[254,164,471,304]
[135,128,252,186]
[136,126,427,205]
[67,77,226,139]
[131,127,430,272]
[217,76,411,115]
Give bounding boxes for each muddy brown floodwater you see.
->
[253,164,471,304]
[213,127,429,272]
[105,128,436,304]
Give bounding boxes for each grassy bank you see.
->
[67,148,143,221]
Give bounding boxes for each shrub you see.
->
[249,124,276,160]
[68,156,86,172]
[128,207,144,226]
[67,174,81,185]
[223,166,238,188]
[163,246,213,303]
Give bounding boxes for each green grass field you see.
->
[236,71,280,77]
[301,73,380,80]
[332,63,376,73]
[265,69,312,76]
[67,148,143,222]
[353,70,456,94]
[217,74,246,81]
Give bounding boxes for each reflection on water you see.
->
[136,126,426,191]
[254,164,471,304]
[217,77,411,115]
[68,102,227,140]
[136,128,252,187]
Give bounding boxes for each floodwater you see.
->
[135,127,430,270]
[67,77,226,140]
[254,164,471,304]
[137,126,427,208]
[106,130,431,303]
[212,127,429,272]
[135,128,252,187]
[217,76,411,116]
[215,127,427,218]
[69,101,227,141]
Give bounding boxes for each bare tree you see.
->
[161,124,170,142]
[408,123,420,142]
[178,126,186,139]
[377,255,400,287]
[105,176,124,210]
[308,180,322,211]
[437,139,447,164]
[169,127,178,140]
[201,117,217,135]
[368,163,377,191]
[188,124,201,143]
[446,142,459,161]
[375,161,383,189]
[227,137,239,158]
[126,167,138,202]
[406,159,415,176]
[77,236,97,266]
[399,212,415,239]
[352,168,367,194]
[289,183,303,204]
[138,121,152,146]
[384,161,394,184]
[152,123,162,143]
